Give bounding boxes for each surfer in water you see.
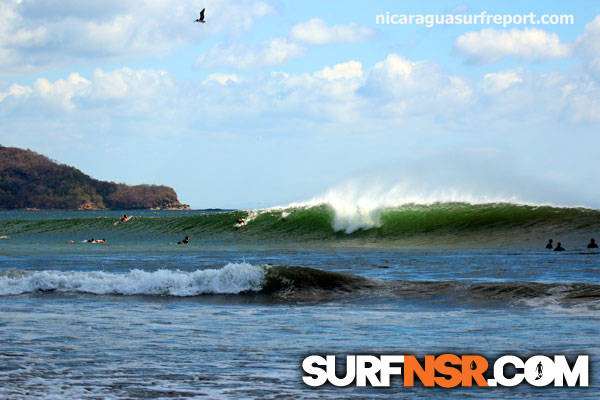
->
[177,236,190,245]
[236,218,245,225]
[545,239,553,249]
[86,238,106,243]
[121,214,128,223]
[587,238,598,248]
[554,242,565,251]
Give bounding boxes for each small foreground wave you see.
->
[1,264,599,310]
[0,263,265,296]
[390,280,600,305]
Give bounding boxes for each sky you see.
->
[0,0,599,209]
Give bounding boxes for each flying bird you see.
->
[195,8,206,23]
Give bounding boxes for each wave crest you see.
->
[1,264,599,310]
[2,202,600,246]
[0,263,266,296]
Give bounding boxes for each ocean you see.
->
[0,204,599,398]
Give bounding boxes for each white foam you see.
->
[254,156,596,233]
[520,296,600,316]
[244,210,259,223]
[280,182,523,233]
[266,151,600,233]
[0,263,266,296]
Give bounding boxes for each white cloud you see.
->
[0,0,274,74]
[455,28,572,63]
[314,61,363,80]
[2,54,600,148]
[371,54,416,79]
[482,69,523,93]
[362,54,473,116]
[290,18,374,45]
[195,17,374,70]
[0,67,177,117]
[195,38,305,69]
[0,83,32,102]
[33,72,91,110]
[91,68,174,100]
[204,73,241,84]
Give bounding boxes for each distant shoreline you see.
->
[1,145,190,211]
[1,207,230,212]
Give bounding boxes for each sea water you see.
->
[0,207,599,398]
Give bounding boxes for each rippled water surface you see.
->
[1,210,599,398]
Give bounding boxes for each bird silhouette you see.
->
[195,8,206,23]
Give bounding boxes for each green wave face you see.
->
[1,203,599,247]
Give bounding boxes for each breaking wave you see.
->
[0,263,265,296]
[1,264,599,309]
[1,202,599,246]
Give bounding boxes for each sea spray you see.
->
[284,182,528,233]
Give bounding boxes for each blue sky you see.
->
[1,0,599,209]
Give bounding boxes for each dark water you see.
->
[0,207,599,398]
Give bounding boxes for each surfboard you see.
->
[113,216,133,226]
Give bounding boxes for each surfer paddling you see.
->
[86,238,107,243]
[587,238,598,248]
[177,235,190,245]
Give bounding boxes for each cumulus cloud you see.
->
[455,28,572,63]
[0,83,32,102]
[194,17,373,70]
[3,52,600,145]
[0,67,177,119]
[33,73,91,110]
[482,69,523,93]
[195,38,305,69]
[0,0,274,74]
[360,54,473,119]
[90,68,174,100]
[371,54,418,80]
[314,61,363,80]
[204,73,241,85]
[290,18,374,45]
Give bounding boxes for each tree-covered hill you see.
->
[0,146,189,210]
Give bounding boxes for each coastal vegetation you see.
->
[0,146,189,210]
